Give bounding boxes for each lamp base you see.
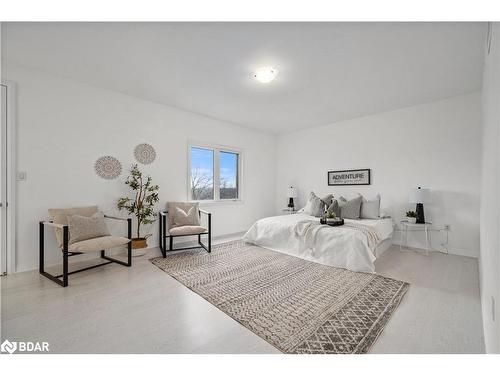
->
[287,197,295,209]
[415,203,425,224]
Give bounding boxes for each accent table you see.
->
[281,208,298,215]
[399,220,433,256]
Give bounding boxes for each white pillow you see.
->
[173,206,200,226]
[359,194,381,219]
[302,192,333,217]
[67,212,111,245]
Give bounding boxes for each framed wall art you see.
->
[327,169,371,186]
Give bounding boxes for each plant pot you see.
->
[131,238,148,249]
[406,217,416,224]
[131,238,147,257]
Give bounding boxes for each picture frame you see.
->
[327,169,371,186]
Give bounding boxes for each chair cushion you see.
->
[167,202,200,228]
[67,212,111,245]
[68,236,130,253]
[48,206,98,246]
[169,225,207,236]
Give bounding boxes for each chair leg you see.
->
[62,226,69,287]
[127,218,132,266]
[208,213,212,253]
[127,241,132,266]
[169,236,173,252]
[163,216,167,257]
[158,212,162,252]
[39,221,45,274]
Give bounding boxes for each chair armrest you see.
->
[104,214,129,222]
[40,221,67,229]
[104,215,132,239]
[159,211,168,216]
[199,209,211,215]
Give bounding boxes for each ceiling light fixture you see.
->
[254,67,278,83]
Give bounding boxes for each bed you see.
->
[243,213,394,273]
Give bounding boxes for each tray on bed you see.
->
[320,217,344,226]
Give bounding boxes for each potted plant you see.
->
[325,209,337,220]
[321,209,344,226]
[406,210,417,224]
[117,164,159,252]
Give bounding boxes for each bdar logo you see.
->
[1,339,17,354]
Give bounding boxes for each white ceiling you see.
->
[2,22,486,134]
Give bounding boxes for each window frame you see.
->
[187,141,243,204]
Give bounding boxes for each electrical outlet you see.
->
[17,171,27,181]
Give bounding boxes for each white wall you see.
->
[5,64,276,272]
[479,23,500,354]
[275,93,482,257]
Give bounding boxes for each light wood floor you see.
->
[0,237,485,354]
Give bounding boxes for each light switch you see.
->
[17,171,27,181]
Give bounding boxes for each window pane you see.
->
[190,147,214,200]
[220,151,238,199]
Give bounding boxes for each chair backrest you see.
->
[48,206,98,246]
[166,202,199,228]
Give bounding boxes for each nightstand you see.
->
[281,208,298,215]
[400,220,432,255]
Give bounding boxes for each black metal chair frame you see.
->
[39,215,132,287]
[158,209,211,257]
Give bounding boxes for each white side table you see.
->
[281,208,298,215]
[400,220,432,255]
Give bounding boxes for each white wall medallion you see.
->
[134,143,156,164]
[95,156,122,180]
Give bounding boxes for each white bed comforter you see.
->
[243,213,393,273]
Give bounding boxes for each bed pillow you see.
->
[326,199,341,217]
[360,194,381,219]
[302,192,333,217]
[338,196,362,219]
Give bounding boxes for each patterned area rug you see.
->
[150,240,409,354]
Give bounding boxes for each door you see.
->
[1,83,8,275]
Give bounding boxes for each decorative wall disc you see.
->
[95,156,122,180]
[134,143,156,164]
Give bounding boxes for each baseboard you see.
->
[391,238,478,258]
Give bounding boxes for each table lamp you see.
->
[409,187,431,224]
[287,186,298,209]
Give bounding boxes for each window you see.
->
[189,144,241,201]
[190,147,214,200]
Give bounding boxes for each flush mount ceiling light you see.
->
[254,67,278,83]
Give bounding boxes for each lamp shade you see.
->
[409,187,431,204]
[287,186,298,198]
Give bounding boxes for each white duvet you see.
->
[243,213,393,273]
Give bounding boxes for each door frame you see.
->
[1,79,17,274]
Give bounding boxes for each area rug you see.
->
[150,240,409,354]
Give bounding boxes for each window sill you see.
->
[192,199,244,207]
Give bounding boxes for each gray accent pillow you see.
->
[67,212,111,245]
[303,192,333,217]
[327,200,341,217]
[338,196,363,219]
[360,194,381,219]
